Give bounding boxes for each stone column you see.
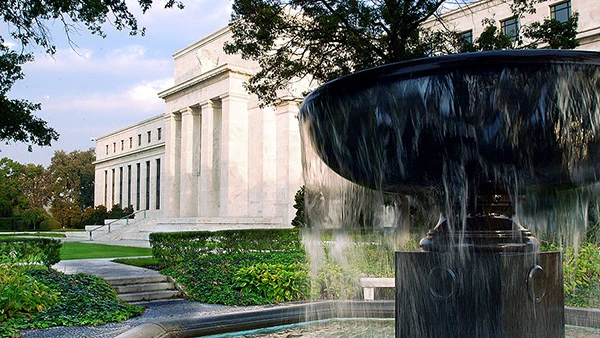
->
[199,100,220,216]
[179,107,201,217]
[163,111,182,217]
[275,102,303,226]
[219,93,249,217]
[259,107,277,218]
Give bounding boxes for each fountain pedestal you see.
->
[395,250,564,337]
[298,50,600,338]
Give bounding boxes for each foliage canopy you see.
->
[225,0,580,105]
[0,0,183,150]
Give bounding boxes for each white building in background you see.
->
[93,26,305,230]
[93,115,165,216]
[425,0,600,50]
[93,0,599,232]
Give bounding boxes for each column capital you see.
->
[165,111,182,121]
[199,99,217,110]
[274,101,300,116]
[179,106,200,116]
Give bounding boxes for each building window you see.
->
[119,167,123,206]
[104,170,108,206]
[458,30,474,52]
[551,1,571,23]
[120,140,124,151]
[501,17,519,41]
[138,134,142,146]
[113,142,116,152]
[460,30,473,44]
[157,128,162,141]
[147,131,152,143]
[111,168,115,207]
[136,163,141,210]
[145,161,151,210]
[156,158,161,210]
[105,145,109,155]
[127,165,132,208]
[129,137,133,148]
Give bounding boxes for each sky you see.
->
[1,0,232,166]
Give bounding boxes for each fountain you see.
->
[298,50,600,337]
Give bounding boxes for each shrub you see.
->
[313,261,360,300]
[162,251,307,305]
[0,265,58,324]
[39,217,61,231]
[150,229,303,267]
[0,238,62,267]
[107,204,124,219]
[234,262,310,304]
[562,243,600,307]
[82,205,107,226]
[20,208,52,231]
[291,186,307,228]
[542,241,600,308]
[0,217,24,232]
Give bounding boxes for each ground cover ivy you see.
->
[0,267,143,336]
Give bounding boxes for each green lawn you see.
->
[60,242,153,260]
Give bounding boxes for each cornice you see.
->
[172,26,231,59]
[93,143,165,166]
[94,114,164,141]
[158,64,254,99]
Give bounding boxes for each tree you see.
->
[21,163,52,209]
[0,41,59,150]
[0,157,28,216]
[225,0,580,106]
[48,148,95,212]
[50,200,82,228]
[0,0,183,150]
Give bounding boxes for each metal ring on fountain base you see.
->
[419,215,539,252]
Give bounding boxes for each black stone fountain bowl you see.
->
[299,50,600,194]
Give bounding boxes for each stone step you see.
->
[106,275,168,286]
[105,274,182,303]
[113,282,176,294]
[65,231,88,239]
[118,290,181,302]
[120,231,151,241]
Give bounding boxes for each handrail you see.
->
[89,209,147,240]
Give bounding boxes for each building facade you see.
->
[93,27,304,227]
[93,0,599,229]
[425,0,600,51]
[93,115,165,219]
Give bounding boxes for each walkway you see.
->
[21,299,254,338]
[21,258,260,338]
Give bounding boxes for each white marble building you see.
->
[93,115,165,219]
[93,27,304,229]
[425,0,600,50]
[93,0,598,231]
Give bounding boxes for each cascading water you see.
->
[298,50,600,337]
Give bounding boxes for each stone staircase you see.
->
[65,217,156,247]
[105,274,182,303]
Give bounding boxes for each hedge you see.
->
[0,238,62,266]
[150,229,303,267]
[162,251,308,305]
